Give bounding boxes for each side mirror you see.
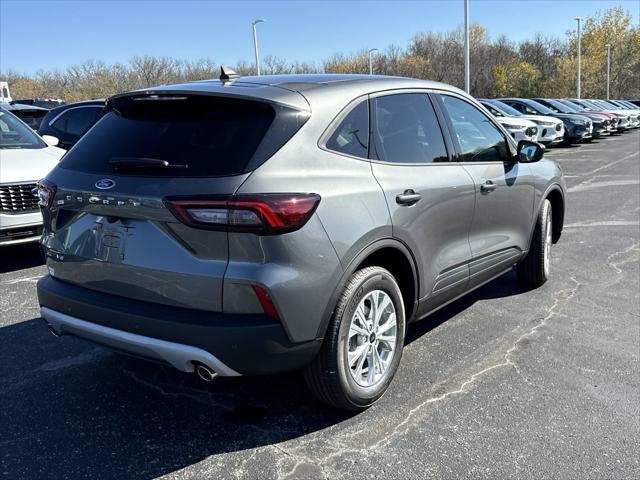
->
[41,134,59,147]
[517,140,545,163]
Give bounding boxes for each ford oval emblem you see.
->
[95,179,116,190]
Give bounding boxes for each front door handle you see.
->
[396,189,422,206]
[480,180,497,193]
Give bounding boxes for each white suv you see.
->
[0,107,64,245]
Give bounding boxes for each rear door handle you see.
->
[480,180,497,193]
[396,189,422,206]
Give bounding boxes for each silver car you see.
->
[37,73,565,410]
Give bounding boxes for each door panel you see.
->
[437,93,534,286]
[462,162,534,259]
[372,163,476,306]
[368,92,475,314]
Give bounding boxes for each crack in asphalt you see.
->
[605,242,640,286]
[123,369,234,411]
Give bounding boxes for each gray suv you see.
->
[37,73,565,410]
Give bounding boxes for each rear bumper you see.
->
[41,307,241,376]
[37,275,322,376]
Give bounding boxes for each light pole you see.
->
[252,19,265,76]
[368,48,378,75]
[605,43,611,99]
[575,16,582,98]
[464,0,470,93]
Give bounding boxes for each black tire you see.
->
[304,266,406,411]
[517,199,552,289]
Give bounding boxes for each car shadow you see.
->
[406,269,523,345]
[553,142,581,149]
[0,242,44,274]
[1,270,522,479]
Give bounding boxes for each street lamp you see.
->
[464,0,470,93]
[575,16,582,98]
[252,19,265,76]
[605,43,611,99]
[368,48,378,75]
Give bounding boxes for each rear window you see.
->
[0,109,46,149]
[59,94,307,177]
[12,110,47,130]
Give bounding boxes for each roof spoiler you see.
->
[220,66,240,85]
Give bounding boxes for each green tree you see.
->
[561,6,640,98]
[493,61,543,97]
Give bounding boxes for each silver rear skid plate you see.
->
[40,307,241,377]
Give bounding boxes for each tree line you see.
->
[2,7,638,103]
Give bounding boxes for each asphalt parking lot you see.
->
[1,131,639,480]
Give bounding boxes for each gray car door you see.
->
[436,93,534,288]
[369,91,476,318]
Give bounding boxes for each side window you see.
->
[371,93,448,164]
[53,107,101,136]
[509,102,536,115]
[505,101,526,114]
[483,103,502,117]
[325,100,369,158]
[440,95,510,162]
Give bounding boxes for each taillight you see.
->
[165,193,321,234]
[36,180,57,208]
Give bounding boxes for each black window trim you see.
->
[48,104,104,127]
[367,88,452,167]
[433,92,517,165]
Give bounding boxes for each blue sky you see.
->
[1,0,638,74]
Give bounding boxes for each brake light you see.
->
[165,193,321,234]
[36,180,56,208]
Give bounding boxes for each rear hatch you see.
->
[41,88,309,312]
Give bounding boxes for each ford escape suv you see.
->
[37,73,565,410]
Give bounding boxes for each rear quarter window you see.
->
[325,100,369,158]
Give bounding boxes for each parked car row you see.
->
[479,97,639,147]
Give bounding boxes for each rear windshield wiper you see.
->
[109,157,188,170]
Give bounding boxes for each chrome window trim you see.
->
[48,105,103,127]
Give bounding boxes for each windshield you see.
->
[0,108,46,149]
[557,100,584,112]
[480,101,504,117]
[594,100,617,109]
[579,100,601,110]
[523,99,555,115]
[488,100,522,116]
[545,99,574,114]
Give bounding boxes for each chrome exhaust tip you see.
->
[195,364,218,382]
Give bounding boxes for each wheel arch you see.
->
[544,185,565,244]
[315,238,419,340]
